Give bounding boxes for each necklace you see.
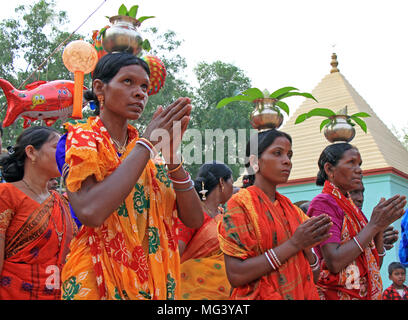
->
[111,134,128,154]
[202,202,221,218]
[22,179,48,200]
[22,179,64,247]
[50,215,64,248]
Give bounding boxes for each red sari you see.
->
[316,181,382,300]
[218,186,319,300]
[0,183,77,299]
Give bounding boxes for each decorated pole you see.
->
[62,40,98,118]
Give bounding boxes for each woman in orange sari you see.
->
[308,143,406,300]
[58,53,203,300]
[218,129,332,300]
[177,161,234,300]
[0,126,77,299]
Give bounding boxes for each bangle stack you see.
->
[169,171,195,192]
[353,236,364,253]
[136,137,157,158]
[265,248,282,270]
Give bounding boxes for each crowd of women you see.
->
[0,52,406,300]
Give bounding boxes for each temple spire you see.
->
[330,52,339,73]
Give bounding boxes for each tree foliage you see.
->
[0,0,255,180]
[0,0,84,147]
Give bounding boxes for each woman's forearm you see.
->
[225,238,300,288]
[322,223,379,273]
[68,145,151,227]
[374,232,385,267]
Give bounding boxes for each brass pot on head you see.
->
[102,15,143,56]
[324,115,356,143]
[250,98,284,130]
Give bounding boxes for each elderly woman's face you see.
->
[326,148,363,194]
[102,64,150,120]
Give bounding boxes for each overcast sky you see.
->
[2,0,408,135]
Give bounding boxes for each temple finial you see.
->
[330,52,339,73]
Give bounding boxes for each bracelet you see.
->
[169,173,192,185]
[378,250,386,257]
[268,248,282,268]
[136,140,154,158]
[309,251,319,270]
[353,236,364,253]
[265,252,276,270]
[139,137,154,149]
[167,155,184,174]
[173,181,195,192]
[138,137,158,156]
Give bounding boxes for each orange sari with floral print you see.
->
[316,181,382,300]
[60,116,180,300]
[0,184,76,299]
[218,186,319,300]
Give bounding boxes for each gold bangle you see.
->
[167,155,184,174]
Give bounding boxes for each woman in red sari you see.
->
[0,126,77,299]
[177,161,234,300]
[218,129,333,300]
[308,143,406,300]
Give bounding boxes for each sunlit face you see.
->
[326,148,363,194]
[101,64,150,120]
[257,136,293,185]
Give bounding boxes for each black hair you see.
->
[243,129,292,187]
[194,161,233,200]
[0,122,3,137]
[316,143,357,186]
[388,262,406,275]
[0,126,58,182]
[84,52,151,115]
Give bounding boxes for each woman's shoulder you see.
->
[310,193,338,205]
[0,183,25,209]
[309,193,343,217]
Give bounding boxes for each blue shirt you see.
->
[399,208,408,267]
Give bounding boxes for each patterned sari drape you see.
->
[218,186,319,300]
[0,185,76,300]
[316,181,382,300]
[60,116,180,300]
[180,213,231,300]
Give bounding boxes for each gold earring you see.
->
[199,181,208,201]
[97,95,104,109]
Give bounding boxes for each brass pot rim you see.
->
[109,15,141,27]
[253,97,278,104]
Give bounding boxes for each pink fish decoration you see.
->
[0,79,87,128]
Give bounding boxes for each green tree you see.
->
[132,27,194,131]
[187,61,253,178]
[0,0,84,147]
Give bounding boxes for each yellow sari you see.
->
[179,213,231,300]
[60,117,180,300]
